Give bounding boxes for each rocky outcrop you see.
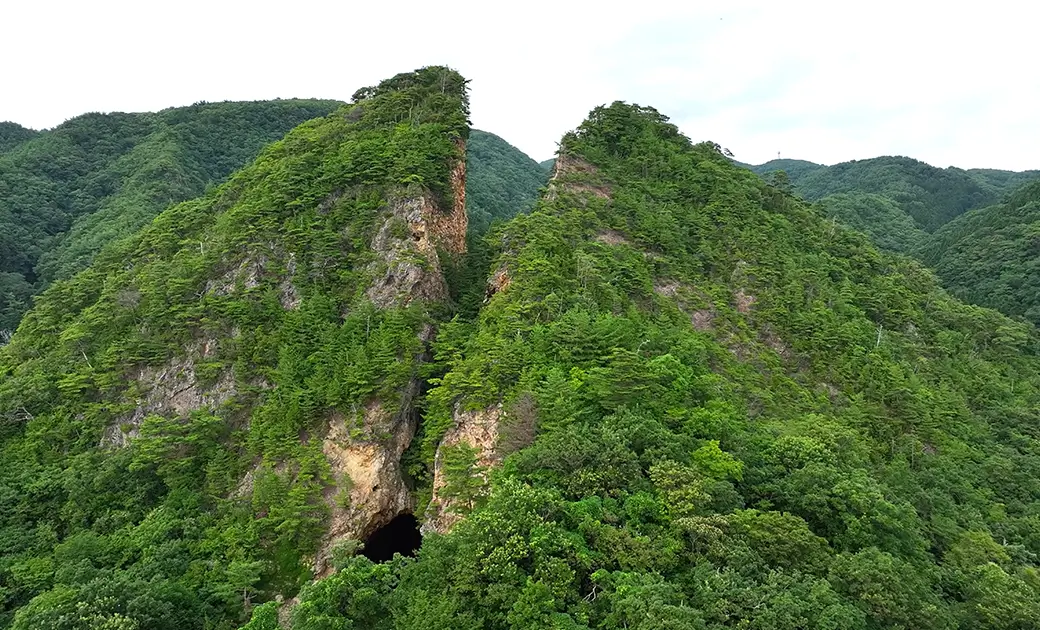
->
[316,389,419,576]
[101,340,237,448]
[317,143,467,567]
[547,152,612,201]
[365,140,466,309]
[421,403,503,535]
[204,244,301,311]
[366,194,455,308]
[484,266,512,301]
[424,138,468,256]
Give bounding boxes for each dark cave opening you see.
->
[361,513,422,563]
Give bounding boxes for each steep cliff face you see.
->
[318,397,418,574]
[422,403,503,535]
[318,151,467,570]
[418,150,604,535]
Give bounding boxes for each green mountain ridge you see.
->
[0,123,38,154]
[917,181,1040,326]
[0,66,471,629]
[744,156,1040,327]
[465,130,549,234]
[0,118,545,337]
[748,155,1040,234]
[267,100,1040,630]
[0,99,345,332]
[1,69,1040,629]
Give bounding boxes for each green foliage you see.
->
[816,192,929,253]
[0,67,468,628]
[6,77,1040,630]
[745,159,1040,326]
[747,155,1037,232]
[917,180,1040,326]
[274,100,1040,630]
[465,130,548,234]
[0,123,37,154]
[438,443,487,513]
[0,99,343,332]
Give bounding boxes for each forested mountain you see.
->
[918,181,1040,326]
[465,130,548,234]
[0,124,37,154]
[2,68,1040,630]
[0,66,470,629]
[745,156,1040,327]
[0,99,343,332]
[262,101,1040,630]
[748,156,1040,241]
[815,191,931,253]
[0,118,543,337]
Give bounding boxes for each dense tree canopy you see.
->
[746,156,1040,326]
[0,114,546,337]
[0,123,37,154]
[257,102,1040,628]
[0,67,469,629]
[918,181,1040,326]
[815,191,929,253]
[465,130,548,234]
[1,73,1039,630]
[748,155,1040,233]
[0,99,343,333]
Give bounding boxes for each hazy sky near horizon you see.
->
[4,0,1038,169]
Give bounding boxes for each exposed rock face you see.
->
[421,403,503,535]
[548,152,612,200]
[317,143,467,567]
[204,244,301,311]
[316,389,419,576]
[596,229,629,245]
[101,341,237,447]
[366,141,466,308]
[366,195,451,308]
[279,253,302,310]
[654,281,716,332]
[424,138,468,256]
[733,289,756,314]
[485,266,512,301]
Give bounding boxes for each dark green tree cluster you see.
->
[745,156,1040,326]
[917,181,1040,326]
[815,191,929,253]
[0,67,469,629]
[0,99,342,333]
[267,102,1040,629]
[0,123,37,154]
[465,130,548,235]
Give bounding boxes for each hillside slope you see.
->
[0,123,37,154]
[749,156,1040,242]
[0,67,469,629]
[3,78,1040,630]
[271,103,1040,629]
[465,130,548,234]
[0,118,544,337]
[0,99,343,332]
[918,181,1040,326]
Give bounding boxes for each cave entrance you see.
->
[361,513,422,562]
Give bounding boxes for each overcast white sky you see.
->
[3,0,1037,169]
